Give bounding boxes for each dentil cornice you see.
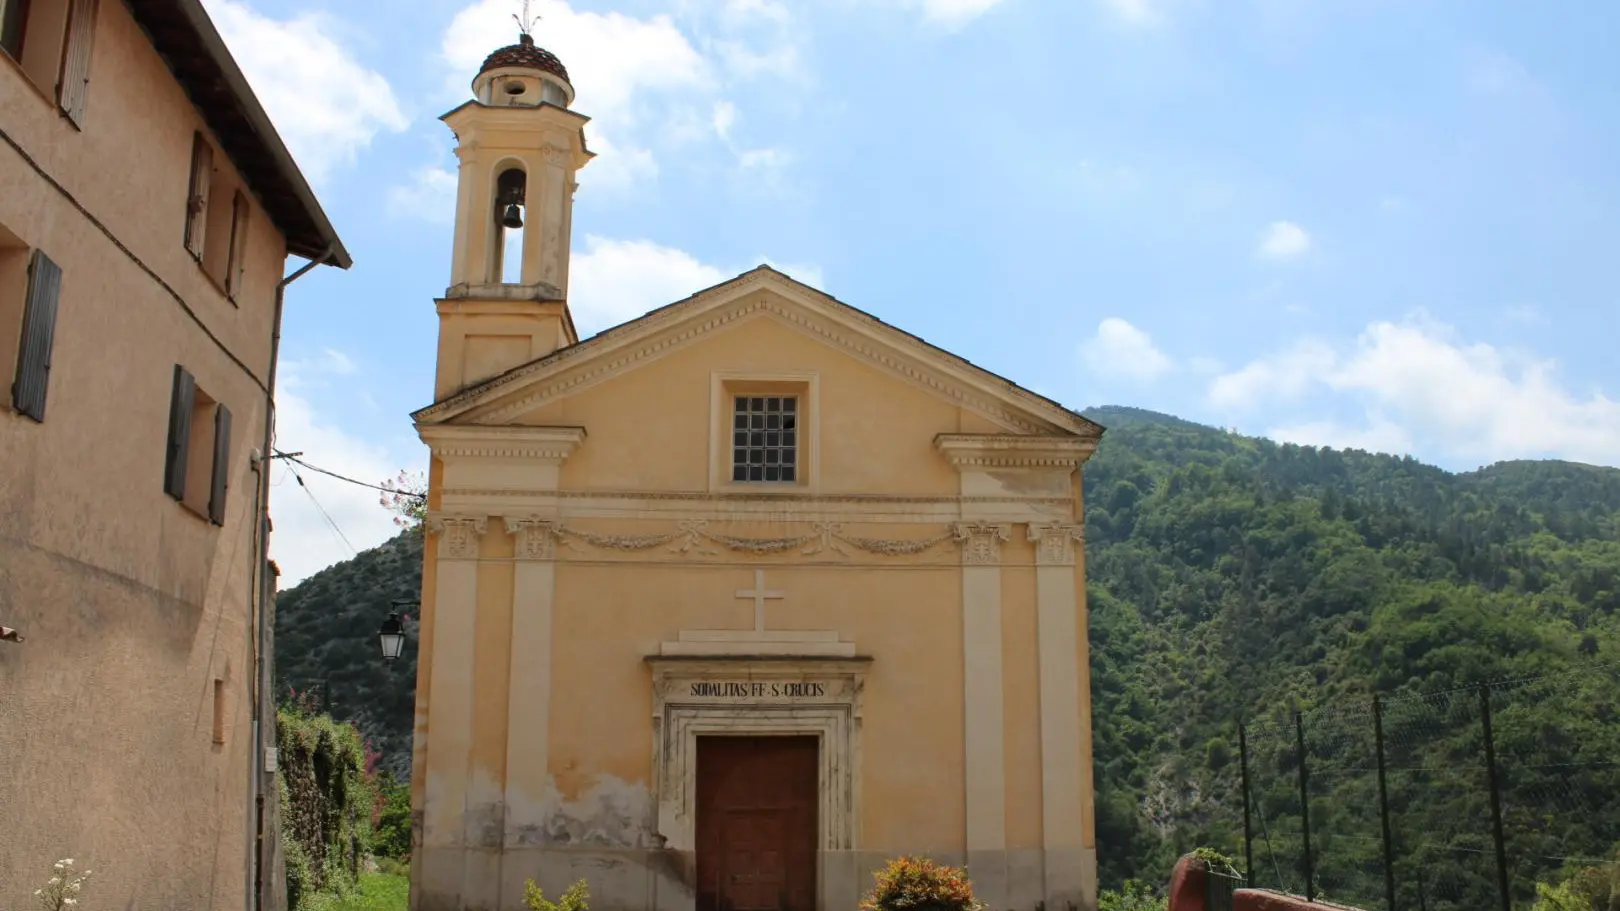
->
[934,433,1099,469]
[416,424,586,462]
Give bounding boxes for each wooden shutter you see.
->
[184,135,212,258]
[11,250,63,422]
[226,191,249,298]
[1,0,29,60]
[208,402,231,524]
[56,0,98,127]
[164,364,196,500]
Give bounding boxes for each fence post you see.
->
[1295,709,1314,903]
[1372,696,1397,911]
[1480,684,1512,911]
[1239,720,1255,886]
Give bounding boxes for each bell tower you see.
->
[434,24,593,400]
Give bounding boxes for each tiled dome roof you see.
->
[479,33,570,83]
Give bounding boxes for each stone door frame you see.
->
[646,657,870,856]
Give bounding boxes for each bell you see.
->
[501,203,524,229]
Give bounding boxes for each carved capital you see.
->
[1027,522,1085,566]
[504,516,562,561]
[953,522,1011,566]
[428,514,488,560]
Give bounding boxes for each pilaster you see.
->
[954,520,1011,906]
[501,515,562,857]
[1027,521,1089,909]
[420,514,488,907]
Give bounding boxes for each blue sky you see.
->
[203,0,1620,584]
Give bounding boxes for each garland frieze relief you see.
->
[468,517,960,561]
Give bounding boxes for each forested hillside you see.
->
[273,406,1620,894]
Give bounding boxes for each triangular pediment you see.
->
[412,266,1102,438]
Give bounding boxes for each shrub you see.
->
[1098,879,1165,911]
[30,858,93,911]
[860,856,984,911]
[1191,847,1242,879]
[371,771,412,860]
[524,878,591,911]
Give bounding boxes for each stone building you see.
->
[410,29,1104,911]
[0,0,347,907]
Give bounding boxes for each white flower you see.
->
[48,876,61,885]
[64,899,77,906]
[33,889,42,895]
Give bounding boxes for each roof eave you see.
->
[131,0,351,269]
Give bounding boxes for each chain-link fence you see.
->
[1236,664,1620,911]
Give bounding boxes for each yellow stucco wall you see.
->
[0,3,302,908]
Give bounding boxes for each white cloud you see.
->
[1079,318,1174,382]
[568,236,825,338]
[1101,0,1169,26]
[581,132,661,192]
[708,102,791,176]
[569,237,727,337]
[1208,316,1620,468]
[387,167,458,222]
[1257,220,1312,260]
[1207,338,1336,410]
[268,355,422,588]
[713,100,739,141]
[714,40,804,80]
[201,0,408,183]
[913,0,1011,28]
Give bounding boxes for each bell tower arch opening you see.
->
[493,164,527,285]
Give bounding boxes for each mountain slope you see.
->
[273,406,1620,889]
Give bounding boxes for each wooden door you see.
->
[696,736,819,911]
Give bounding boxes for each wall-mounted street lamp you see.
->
[379,599,417,664]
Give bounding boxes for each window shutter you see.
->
[11,250,64,423]
[164,365,196,500]
[56,0,99,127]
[208,403,232,525]
[184,136,212,258]
[226,191,249,297]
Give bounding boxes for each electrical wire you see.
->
[283,461,357,556]
[272,450,426,500]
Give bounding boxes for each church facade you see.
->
[409,30,1105,911]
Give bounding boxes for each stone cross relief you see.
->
[659,568,853,656]
[735,569,786,634]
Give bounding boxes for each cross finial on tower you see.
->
[513,0,539,38]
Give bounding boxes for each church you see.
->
[408,27,1105,911]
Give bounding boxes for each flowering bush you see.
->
[524,877,590,911]
[33,858,92,910]
[378,470,427,532]
[860,856,984,911]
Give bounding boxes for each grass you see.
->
[301,872,410,911]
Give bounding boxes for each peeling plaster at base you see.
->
[466,768,507,849]
[501,774,656,849]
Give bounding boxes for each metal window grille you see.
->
[731,395,797,483]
